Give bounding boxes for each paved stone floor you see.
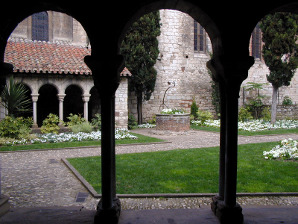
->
[0,129,297,212]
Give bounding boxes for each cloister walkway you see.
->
[0,129,297,223]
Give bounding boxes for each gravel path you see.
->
[1,129,297,210]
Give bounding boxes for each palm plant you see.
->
[0,76,32,117]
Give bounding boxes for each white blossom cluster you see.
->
[160,108,185,115]
[4,129,138,146]
[137,123,156,128]
[263,138,298,160]
[191,119,298,132]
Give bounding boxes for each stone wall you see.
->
[276,105,298,120]
[128,10,215,122]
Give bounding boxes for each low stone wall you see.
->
[276,105,298,120]
[156,114,190,132]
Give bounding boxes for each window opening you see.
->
[194,20,206,52]
[32,12,49,41]
[251,24,262,59]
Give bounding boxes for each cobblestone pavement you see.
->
[1,129,298,210]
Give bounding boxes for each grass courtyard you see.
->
[67,141,298,194]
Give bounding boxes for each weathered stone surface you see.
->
[156,114,190,132]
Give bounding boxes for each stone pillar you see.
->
[57,94,66,125]
[82,94,91,121]
[31,94,39,128]
[85,53,123,224]
[208,55,254,224]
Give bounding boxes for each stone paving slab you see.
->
[0,129,297,210]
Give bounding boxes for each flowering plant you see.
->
[160,108,186,115]
[191,119,298,132]
[263,138,298,160]
[3,128,137,146]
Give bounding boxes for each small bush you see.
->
[238,107,253,122]
[191,97,199,119]
[261,106,271,121]
[40,113,61,134]
[91,113,101,131]
[282,96,293,105]
[67,113,85,127]
[0,116,32,139]
[196,110,213,125]
[70,121,93,133]
[128,113,137,130]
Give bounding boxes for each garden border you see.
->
[62,158,298,199]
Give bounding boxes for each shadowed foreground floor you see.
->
[1,206,298,224]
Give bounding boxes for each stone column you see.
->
[31,94,39,128]
[208,55,254,224]
[57,94,66,125]
[85,53,123,224]
[82,94,91,121]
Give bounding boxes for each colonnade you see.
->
[31,92,91,127]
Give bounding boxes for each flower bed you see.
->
[3,128,137,146]
[263,138,298,160]
[191,119,298,132]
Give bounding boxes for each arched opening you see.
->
[37,84,58,126]
[17,83,33,118]
[89,86,101,121]
[126,9,215,125]
[64,84,84,121]
[241,11,298,121]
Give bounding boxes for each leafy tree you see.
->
[120,11,161,124]
[260,12,298,123]
[0,76,32,117]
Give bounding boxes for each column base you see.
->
[94,197,121,224]
[211,196,243,224]
[0,195,10,217]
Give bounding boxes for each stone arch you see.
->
[37,83,59,126]
[63,84,84,121]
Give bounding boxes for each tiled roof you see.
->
[4,38,132,77]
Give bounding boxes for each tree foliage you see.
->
[120,11,161,124]
[0,76,32,117]
[260,12,298,88]
[260,12,298,123]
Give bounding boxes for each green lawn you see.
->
[191,125,298,136]
[0,133,164,152]
[68,142,298,194]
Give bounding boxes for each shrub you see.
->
[238,107,253,122]
[282,96,293,105]
[191,97,199,119]
[66,113,85,127]
[0,116,32,139]
[40,113,61,134]
[128,113,137,130]
[70,121,93,133]
[91,113,101,131]
[261,106,271,121]
[196,110,213,125]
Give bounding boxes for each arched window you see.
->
[194,20,206,52]
[251,24,262,59]
[32,12,49,41]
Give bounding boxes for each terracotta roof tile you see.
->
[4,38,132,77]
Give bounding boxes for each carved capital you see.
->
[31,93,39,102]
[84,55,124,97]
[82,93,91,102]
[207,55,255,85]
[57,94,66,101]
